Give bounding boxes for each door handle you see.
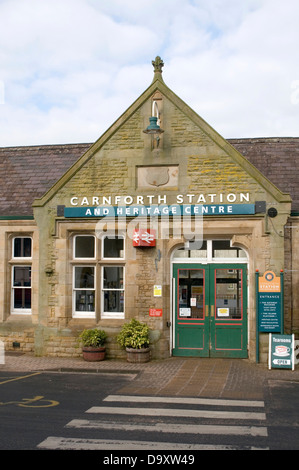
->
[205,305,214,317]
[211,305,214,318]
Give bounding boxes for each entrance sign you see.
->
[258,293,281,332]
[269,334,295,370]
[257,271,282,333]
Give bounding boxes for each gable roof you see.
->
[0,137,298,217]
[0,61,297,217]
[30,67,292,211]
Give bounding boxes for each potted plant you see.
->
[79,328,107,362]
[116,318,151,363]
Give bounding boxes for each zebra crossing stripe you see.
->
[86,406,266,420]
[104,395,265,408]
[37,394,269,450]
[37,436,268,451]
[66,418,268,436]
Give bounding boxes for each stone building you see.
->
[0,57,298,363]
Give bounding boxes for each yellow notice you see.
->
[154,285,162,297]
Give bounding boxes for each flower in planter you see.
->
[79,328,107,347]
[79,328,108,362]
[116,318,150,350]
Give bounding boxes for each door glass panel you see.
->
[178,269,204,319]
[174,241,207,258]
[215,269,242,319]
[212,240,246,258]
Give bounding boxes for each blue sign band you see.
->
[64,204,256,218]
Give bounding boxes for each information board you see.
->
[258,271,282,333]
[269,334,295,370]
[258,293,281,332]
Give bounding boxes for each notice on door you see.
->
[217,307,230,317]
[180,308,191,317]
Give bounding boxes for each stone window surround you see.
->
[70,230,126,320]
[6,231,35,318]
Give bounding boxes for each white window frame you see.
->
[11,265,32,315]
[73,234,96,260]
[172,240,248,264]
[101,265,125,319]
[72,265,96,319]
[12,236,32,259]
[11,237,32,314]
[101,234,125,260]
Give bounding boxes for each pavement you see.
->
[1,352,299,400]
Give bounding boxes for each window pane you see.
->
[103,267,123,289]
[75,236,95,258]
[212,240,246,258]
[215,269,242,319]
[14,238,32,257]
[174,241,207,258]
[13,267,31,287]
[103,290,124,313]
[178,269,204,319]
[190,240,207,258]
[74,267,94,289]
[13,288,31,309]
[103,236,124,258]
[75,290,95,312]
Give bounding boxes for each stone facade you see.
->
[0,59,297,363]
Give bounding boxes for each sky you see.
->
[0,0,298,147]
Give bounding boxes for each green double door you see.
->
[173,264,248,358]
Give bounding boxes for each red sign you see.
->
[133,229,156,247]
[149,309,163,317]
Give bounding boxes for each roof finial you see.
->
[152,56,164,74]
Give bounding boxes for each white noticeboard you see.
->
[180,308,191,317]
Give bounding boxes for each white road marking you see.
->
[86,406,266,420]
[67,418,268,436]
[104,394,265,407]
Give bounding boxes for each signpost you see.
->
[256,270,284,363]
[269,334,295,370]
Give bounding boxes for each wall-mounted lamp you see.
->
[143,100,164,148]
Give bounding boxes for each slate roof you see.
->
[230,138,299,212]
[0,143,90,217]
[0,138,298,217]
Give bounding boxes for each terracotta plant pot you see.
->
[125,347,150,363]
[82,346,106,362]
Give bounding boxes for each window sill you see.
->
[72,313,96,319]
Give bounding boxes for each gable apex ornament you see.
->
[152,56,164,73]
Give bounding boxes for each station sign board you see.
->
[258,271,282,332]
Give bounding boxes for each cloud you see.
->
[0,0,298,146]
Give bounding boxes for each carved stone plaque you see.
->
[137,166,178,188]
